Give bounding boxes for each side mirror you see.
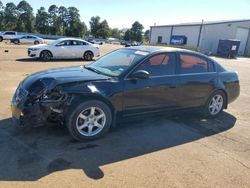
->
[130,70,149,80]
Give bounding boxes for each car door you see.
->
[77,40,90,58]
[20,36,29,43]
[52,40,74,58]
[27,36,35,44]
[122,52,180,116]
[71,40,84,58]
[175,52,217,108]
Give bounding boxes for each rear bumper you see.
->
[227,83,240,104]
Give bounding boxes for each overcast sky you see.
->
[2,0,250,30]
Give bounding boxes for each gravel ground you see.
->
[0,42,249,188]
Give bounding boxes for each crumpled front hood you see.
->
[20,66,110,92]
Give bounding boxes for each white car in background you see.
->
[0,31,19,42]
[28,38,100,61]
[11,35,44,45]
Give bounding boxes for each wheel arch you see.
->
[40,49,53,57]
[84,50,94,56]
[207,88,228,109]
[69,93,116,125]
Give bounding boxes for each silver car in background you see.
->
[11,35,44,45]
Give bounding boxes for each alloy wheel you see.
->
[41,51,51,61]
[76,107,106,137]
[208,94,223,115]
[84,52,93,61]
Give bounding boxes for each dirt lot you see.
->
[0,42,249,188]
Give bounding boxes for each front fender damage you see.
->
[19,91,73,127]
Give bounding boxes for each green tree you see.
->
[35,7,49,34]
[58,6,68,35]
[144,29,150,42]
[96,20,110,38]
[0,1,4,30]
[89,16,100,38]
[16,0,34,32]
[48,5,59,35]
[111,28,121,39]
[65,7,87,37]
[89,16,111,38]
[124,29,131,41]
[4,2,18,30]
[130,21,144,42]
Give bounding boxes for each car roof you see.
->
[127,45,194,53]
[57,38,86,41]
[21,35,38,37]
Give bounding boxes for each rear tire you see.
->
[83,51,94,61]
[40,50,52,61]
[34,41,39,45]
[66,100,112,141]
[0,37,3,42]
[203,90,226,118]
[14,39,19,44]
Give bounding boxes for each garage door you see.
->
[235,28,249,55]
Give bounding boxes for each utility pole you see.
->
[197,19,204,50]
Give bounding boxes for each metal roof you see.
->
[150,19,250,28]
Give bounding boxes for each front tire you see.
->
[203,90,226,118]
[66,100,112,141]
[83,51,94,61]
[0,37,3,42]
[40,50,52,61]
[34,41,39,45]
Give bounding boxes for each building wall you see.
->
[245,29,250,56]
[150,20,250,56]
[150,27,172,44]
[172,26,200,46]
[200,21,250,55]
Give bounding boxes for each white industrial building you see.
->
[149,19,250,56]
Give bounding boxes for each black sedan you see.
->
[11,46,240,140]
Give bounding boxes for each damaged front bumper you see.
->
[11,103,22,126]
[11,86,71,127]
[11,101,48,127]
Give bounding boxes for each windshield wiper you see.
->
[84,66,102,74]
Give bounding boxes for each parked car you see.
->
[11,46,240,140]
[125,41,141,47]
[27,38,100,61]
[120,40,129,45]
[91,39,105,45]
[0,31,19,42]
[10,35,44,45]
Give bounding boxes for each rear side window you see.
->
[135,53,176,76]
[5,32,15,35]
[57,40,72,46]
[179,54,209,74]
[73,40,87,45]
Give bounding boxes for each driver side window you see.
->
[135,53,176,76]
[57,40,72,46]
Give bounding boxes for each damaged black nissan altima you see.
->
[11,46,240,140]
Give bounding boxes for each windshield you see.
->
[48,39,61,45]
[86,49,149,76]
